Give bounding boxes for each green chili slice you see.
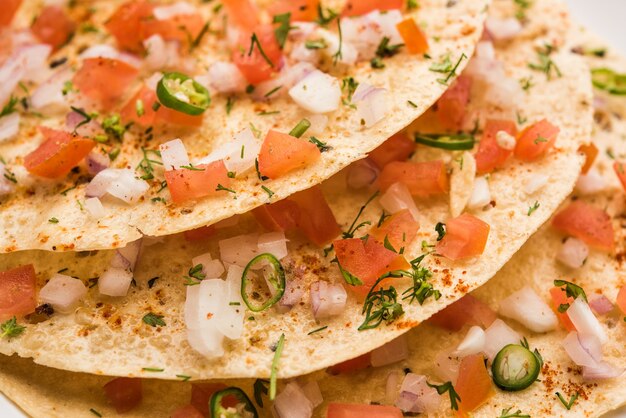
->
[414,133,475,150]
[210,387,258,418]
[491,344,540,391]
[289,118,311,138]
[241,253,286,312]
[591,68,626,95]
[156,72,211,115]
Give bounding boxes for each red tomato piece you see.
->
[232,24,282,84]
[171,405,204,418]
[164,161,231,204]
[436,75,471,132]
[105,1,154,52]
[268,0,319,21]
[157,105,204,127]
[327,403,403,418]
[369,209,419,251]
[0,265,36,321]
[368,133,415,168]
[616,286,626,315]
[475,119,517,174]
[378,161,448,196]
[103,378,142,414]
[436,213,490,260]
[253,200,300,232]
[222,0,260,29]
[73,58,139,110]
[342,0,403,17]
[191,382,232,416]
[183,225,216,241]
[428,294,496,331]
[551,200,614,251]
[0,0,22,27]
[31,6,75,50]
[549,287,576,331]
[613,161,626,191]
[121,86,158,127]
[514,119,560,162]
[456,354,494,415]
[289,186,341,246]
[396,18,428,54]
[140,13,205,46]
[24,127,95,179]
[334,238,409,296]
[579,143,598,174]
[258,130,321,179]
[327,353,371,375]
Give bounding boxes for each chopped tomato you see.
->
[396,18,428,54]
[616,286,626,315]
[171,405,204,418]
[103,377,142,414]
[327,403,403,418]
[253,200,300,232]
[140,13,205,46]
[436,213,490,260]
[579,143,598,174]
[514,119,559,162]
[0,0,22,27]
[157,105,204,127]
[121,86,158,127]
[222,0,260,29]
[0,265,36,321]
[334,238,409,296]
[368,133,415,168]
[428,294,496,331]
[475,119,517,174]
[191,382,233,416]
[258,130,321,179]
[31,6,75,50]
[289,186,342,246]
[455,354,494,415]
[549,287,575,331]
[105,1,154,52]
[232,24,282,84]
[370,209,419,251]
[73,58,139,110]
[24,127,95,179]
[613,161,626,191]
[342,0,403,17]
[436,75,471,132]
[551,201,614,251]
[183,225,216,241]
[378,161,448,196]
[164,160,231,204]
[268,0,319,21]
[327,353,371,375]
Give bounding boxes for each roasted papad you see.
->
[0,0,488,253]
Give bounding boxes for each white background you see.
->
[1,1,625,417]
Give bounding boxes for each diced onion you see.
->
[310,281,347,319]
[258,232,288,261]
[483,319,521,361]
[39,274,87,313]
[316,28,358,65]
[272,382,314,418]
[583,361,624,381]
[498,286,558,332]
[197,128,261,175]
[299,380,323,408]
[289,70,341,114]
[467,176,491,210]
[561,331,602,368]
[485,17,522,41]
[153,2,196,19]
[185,279,226,358]
[208,61,247,94]
[433,350,460,383]
[86,169,149,204]
[16,44,53,83]
[556,237,589,269]
[160,138,190,170]
[117,239,142,271]
[98,267,133,297]
[575,168,608,195]
[218,233,259,267]
[192,253,225,279]
[85,152,110,176]
[144,35,181,71]
[589,295,613,315]
[352,83,388,128]
[30,68,71,113]
[254,62,315,100]
[453,325,485,357]
[385,371,401,405]
[371,335,409,367]
[366,10,403,44]
[341,16,384,60]
[0,113,20,142]
[566,298,608,343]
[495,130,516,150]
[379,182,419,221]
[218,265,245,339]
[85,197,105,219]
[395,373,441,414]
[290,42,320,64]
[347,159,379,190]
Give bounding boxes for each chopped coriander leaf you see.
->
[0,96,18,117]
[309,136,331,152]
[370,57,385,69]
[289,118,311,138]
[375,36,404,59]
[1,317,26,339]
[142,312,166,327]
[147,277,159,288]
[258,110,280,116]
[48,217,59,224]
[142,367,164,372]
[62,80,76,95]
[554,279,587,312]
[332,19,343,65]
[253,379,269,407]
[261,185,274,198]
[89,408,103,417]
[264,85,283,98]
[136,147,162,180]
[408,0,419,9]
[407,100,418,108]
[307,325,328,335]
[180,163,205,171]
[249,122,261,138]
[135,99,145,117]
[342,77,359,103]
[216,183,236,194]
[69,106,97,134]
[427,381,461,411]
[528,44,562,80]
[315,4,338,26]
[342,191,379,239]
[435,222,446,240]
[183,264,206,286]
[102,114,126,140]
[269,333,285,400]
[497,407,530,418]
[358,275,404,330]
[337,261,363,286]
[176,374,191,381]
[248,33,275,67]
[514,0,532,20]
[520,77,534,91]
[527,201,540,216]
[556,392,578,410]
[60,185,77,196]
[273,13,293,49]
[226,96,235,114]
[305,39,328,49]
[191,22,209,49]
[152,101,161,111]
[430,53,467,85]
[3,167,17,184]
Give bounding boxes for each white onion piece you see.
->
[272,382,314,418]
[583,361,624,381]
[556,237,589,269]
[385,371,401,405]
[290,42,320,64]
[495,130,516,150]
[464,54,522,110]
[197,128,261,175]
[483,319,521,361]
[219,233,259,267]
[85,152,110,176]
[562,332,602,368]
[208,61,247,94]
[498,286,558,332]
[379,182,419,221]
[366,10,403,44]
[160,138,190,170]
[39,274,87,313]
[474,41,495,60]
[524,173,549,195]
[395,374,440,414]
[289,70,341,114]
[575,168,608,195]
[453,326,485,357]
[589,295,613,315]
[185,279,226,358]
[85,197,105,219]
[16,44,52,83]
[0,54,26,106]
[30,68,71,112]
[310,281,347,319]
[98,267,134,297]
[86,169,149,204]
[340,16,384,60]
[288,22,317,40]
[117,239,142,271]
[0,113,19,142]
[66,110,101,137]
[433,350,460,383]
[316,28,358,65]
[485,17,522,41]
[154,2,196,20]
[347,159,380,190]
[279,278,305,311]
[467,176,491,210]
[144,35,181,70]
[300,381,323,408]
[218,265,245,339]
[0,163,15,196]
[566,298,608,343]
[255,62,315,100]
[352,83,388,128]
[258,232,288,260]
[371,335,409,367]
[192,253,225,279]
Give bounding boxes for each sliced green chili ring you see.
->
[591,68,626,95]
[289,118,311,138]
[156,72,211,115]
[491,344,540,391]
[210,387,258,418]
[241,253,285,312]
[414,133,475,150]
